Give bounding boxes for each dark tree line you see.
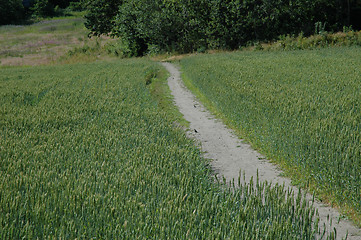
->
[0,0,26,24]
[2,0,360,53]
[0,0,83,25]
[84,0,361,56]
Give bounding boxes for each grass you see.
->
[0,59,327,239]
[146,64,189,128]
[179,46,361,226]
[0,13,356,239]
[0,14,115,66]
[257,30,361,51]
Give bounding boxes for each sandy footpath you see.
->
[161,62,361,240]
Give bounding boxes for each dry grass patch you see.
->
[0,17,115,66]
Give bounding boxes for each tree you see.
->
[84,0,361,56]
[84,0,123,36]
[0,0,25,25]
[31,0,55,17]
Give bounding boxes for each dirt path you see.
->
[161,62,361,240]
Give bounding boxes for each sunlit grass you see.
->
[180,46,361,226]
[0,59,322,239]
[0,15,114,66]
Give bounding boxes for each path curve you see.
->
[161,62,361,240]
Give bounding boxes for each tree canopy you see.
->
[0,0,83,24]
[0,0,25,25]
[84,0,361,56]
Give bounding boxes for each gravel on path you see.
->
[162,62,361,240]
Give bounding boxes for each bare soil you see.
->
[162,62,361,240]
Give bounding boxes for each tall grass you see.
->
[259,31,361,51]
[180,46,361,225]
[0,17,115,66]
[0,59,323,238]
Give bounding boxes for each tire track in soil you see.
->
[161,62,361,240]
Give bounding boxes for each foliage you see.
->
[179,47,361,225]
[31,0,56,17]
[67,0,86,11]
[30,0,82,17]
[262,30,361,51]
[109,0,211,56]
[0,0,25,25]
[207,0,317,48]
[84,0,123,36]
[0,59,325,239]
[0,0,83,20]
[84,0,361,56]
[51,0,79,8]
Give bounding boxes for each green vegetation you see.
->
[146,65,189,127]
[1,5,359,238]
[0,0,85,25]
[0,0,25,25]
[179,46,361,225]
[0,59,325,239]
[250,30,361,51]
[85,0,361,55]
[1,11,359,67]
[0,16,115,66]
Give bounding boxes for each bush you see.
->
[263,30,361,51]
